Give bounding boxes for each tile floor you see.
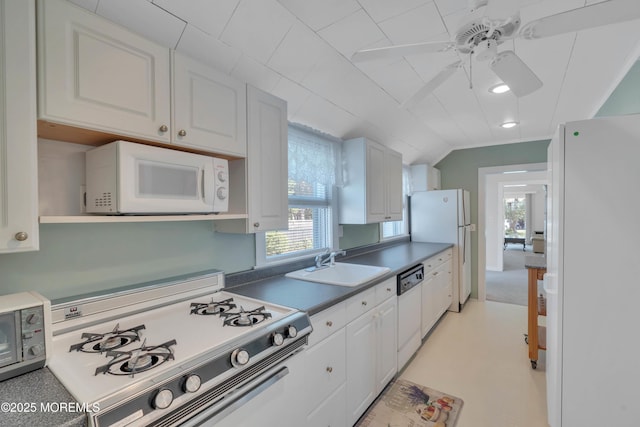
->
[401,300,548,427]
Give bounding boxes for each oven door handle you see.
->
[183,365,290,426]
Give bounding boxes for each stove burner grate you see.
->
[94,339,177,377]
[221,306,272,327]
[190,297,237,315]
[69,323,145,353]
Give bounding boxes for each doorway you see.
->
[477,163,548,303]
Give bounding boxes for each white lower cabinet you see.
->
[307,383,347,427]
[421,250,453,338]
[346,279,398,426]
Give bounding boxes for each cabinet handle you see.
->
[386,287,392,292]
[326,321,333,327]
[253,222,260,228]
[159,125,168,133]
[361,301,368,306]
[326,366,333,373]
[178,129,187,137]
[14,232,28,241]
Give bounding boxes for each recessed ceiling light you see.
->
[489,83,510,94]
[500,121,518,129]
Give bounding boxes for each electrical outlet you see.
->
[80,185,86,214]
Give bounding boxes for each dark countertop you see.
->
[0,368,86,427]
[228,241,452,315]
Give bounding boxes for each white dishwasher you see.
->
[396,264,424,371]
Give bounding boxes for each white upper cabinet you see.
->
[339,137,403,224]
[245,86,288,232]
[37,0,248,158]
[0,0,39,253]
[37,0,172,143]
[172,52,247,157]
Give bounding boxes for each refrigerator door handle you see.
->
[462,226,466,264]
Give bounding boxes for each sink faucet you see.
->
[315,250,346,268]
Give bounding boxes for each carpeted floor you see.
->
[485,245,531,306]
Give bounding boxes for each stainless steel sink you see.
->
[285,262,390,287]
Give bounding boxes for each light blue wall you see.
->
[596,60,640,117]
[0,222,255,300]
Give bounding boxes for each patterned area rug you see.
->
[355,378,463,427]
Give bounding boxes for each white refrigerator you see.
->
[546,114,640,427]
[410,189,471,312]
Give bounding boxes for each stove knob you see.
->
[231,348,250,367]
[153,389,174,410]
[286,325,298,339]
[272,332,284,346]
[183,374,202,393]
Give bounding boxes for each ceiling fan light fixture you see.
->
[489,83,510,94]
[500,121,518,129]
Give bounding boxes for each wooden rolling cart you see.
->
[524,255,546,369]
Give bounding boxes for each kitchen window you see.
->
[256,124,339,266]
[381,165,410,240]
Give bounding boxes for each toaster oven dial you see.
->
[231,348,250,367]
[153,389,174,410]
[217,171,227,182]
[28,344,44,357]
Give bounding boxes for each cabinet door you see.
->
[421,275,437,338]
[304,328,346,414]
[376,297,397,393]
[37,0,171,142]
[246,85,288,232]
[307,383,347,427]
[0,0,39,253]
[346,310,376,425]
[173,52,247,157]
[384,148,403,221]
[365,140,386,223]
[437,260,453,316]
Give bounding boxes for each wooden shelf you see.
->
[537,326,547,350]
[39,213,248,224]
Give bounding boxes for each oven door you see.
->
[0,312,20,369]
[118,142,215,214]
[182,349,306,427]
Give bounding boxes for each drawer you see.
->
[424,249,453,271]
[306,383,347,427]
[346,287,375,323]
[375,277,396,305]
[304,328,347,412]
[309,301,346,347]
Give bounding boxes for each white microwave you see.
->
[86,141,228,214]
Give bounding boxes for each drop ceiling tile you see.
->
[231,55,282,93]
[410,96,470,145]
[268,22,335,82]
[364,59,424,103]
[220,0,295,64]
[68,0,98,13]
[292,95,359,139]
[276,0,360,31]
[96,0,186,49]
[378,2,448,45]
[176,24,242,74]
[358,0,429,24]
[432,0,467,17]
[318,9,387,58]
[271,78,312,118]
[152,0,240,38]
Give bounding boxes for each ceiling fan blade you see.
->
[351,41,455,62]
[485,0,521,22]
[489,50,542,97]
[519,0,640,40]
[401,61,461,109]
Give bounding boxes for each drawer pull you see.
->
[326,321,333,327]
[326,366,333,373]
[361,301,368,306]
[386,287,392,292]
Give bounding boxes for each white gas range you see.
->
[47,270,311,427]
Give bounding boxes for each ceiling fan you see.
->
[351,0,640,108]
